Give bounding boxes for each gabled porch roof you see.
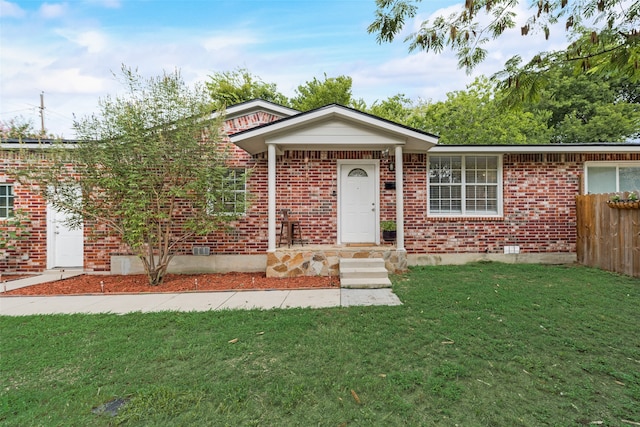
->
[229,103,440,155]
[223,99,300,121]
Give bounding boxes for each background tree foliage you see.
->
[521,61,640,143]
[206,70,362,112]
[368,0,639,102]
[406,77,552,144]
[206,66,638,143]
[0,116,57,141]
[289,74,359,111]
[206,68,289,108]
[20,67,240,286]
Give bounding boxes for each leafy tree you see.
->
[368,0,639,100]
[525,64,640,143]
[0,210,30,278]
[206,67,289,108]
[407,77,552,144]
[289,74,355,111]
[367,93,414,122]
[0,117,53,141]
[20,67,241,286]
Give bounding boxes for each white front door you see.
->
[339,162,378,243]
[47,205,83,268]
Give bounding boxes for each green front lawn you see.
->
[1,263,639,426]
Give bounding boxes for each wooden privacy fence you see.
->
[576,193,640,278]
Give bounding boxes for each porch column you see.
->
[395,145,405,252]
[267,143,277,252]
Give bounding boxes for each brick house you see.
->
[1,99,639,277]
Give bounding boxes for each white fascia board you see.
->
[223,100,300,120]
[428,144,640,154]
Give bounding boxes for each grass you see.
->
[1,262,639,426]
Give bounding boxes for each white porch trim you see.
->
[267,143,277,252]
[394,145,405,252]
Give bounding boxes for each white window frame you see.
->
[0,184,14,219]
[584,161,640,194]
[216,168,247,215]
[427,154,503,218]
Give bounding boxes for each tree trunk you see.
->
[138,253,172,286]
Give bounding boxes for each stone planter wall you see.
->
[266,247,407,278]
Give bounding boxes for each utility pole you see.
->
[39,92,45,136]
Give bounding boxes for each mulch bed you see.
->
[2,272,338,296]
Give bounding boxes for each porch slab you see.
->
[341,289,402,307]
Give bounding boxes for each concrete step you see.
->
[339,258,385,269]
[339,258,391,289]
[340,277,392,289]
[340,267,390,279]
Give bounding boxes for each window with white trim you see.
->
[585,162,640,194]
[0,184,14,219]
[428,155,501,216]
[216,168,247,215]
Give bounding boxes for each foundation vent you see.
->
[192,246,211,256]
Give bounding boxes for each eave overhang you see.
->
[229,104,440,155]
[223,99,300,121]
[428,144,640,154]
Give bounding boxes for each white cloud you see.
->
[0,0,26,18]
[55,29,109,53]
[38,2,68,19]
[36,68,107,94]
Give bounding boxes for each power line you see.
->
[0,108,36,116]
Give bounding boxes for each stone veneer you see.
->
[266,246,408,278]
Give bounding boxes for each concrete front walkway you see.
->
[0,271,402,316]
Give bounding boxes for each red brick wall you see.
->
[3,115,640,272]
[403,152,640,254]
[405,152,577,254]
[0,152,48,272]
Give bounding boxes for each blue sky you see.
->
[0,0,569,137]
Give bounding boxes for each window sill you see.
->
[427,215,504,222]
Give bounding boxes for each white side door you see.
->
[47,204,83,268]
[339,162,378,244]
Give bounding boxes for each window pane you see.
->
[212,169,246,214]
[487,186,497,198]
[0,184,14,218]
[487,156,498,169]
[620,167,640,191]
[465,169,476,183]
[348,168,368,177]
[429,156,462,184]
[467,186,476,198]
[587,166,616,193]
